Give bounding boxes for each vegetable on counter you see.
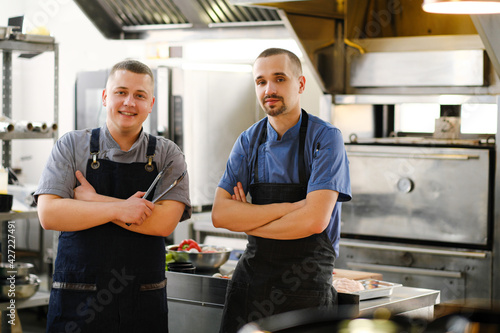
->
[178,239,202,252]
[165,253,175,270]
[169,240,228,254]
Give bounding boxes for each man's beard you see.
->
[262,95,286,117]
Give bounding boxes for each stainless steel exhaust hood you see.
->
[75,0,500,95]
[74,0,281,39]
[230,0,500,96]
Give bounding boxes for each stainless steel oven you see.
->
[337,141,495,304]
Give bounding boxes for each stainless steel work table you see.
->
[165,271,440,333]
[358,286,440,319]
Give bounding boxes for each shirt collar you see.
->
[266,111,303,142]
[103,125,146,151]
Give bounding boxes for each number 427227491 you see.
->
[7,221,16,267]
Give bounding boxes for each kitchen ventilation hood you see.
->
[74,0,281,39]
[75,0,500,95]
[231,0,500,96]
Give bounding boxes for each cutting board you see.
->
[332,268,383,281]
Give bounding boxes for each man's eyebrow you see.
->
[255,72,289,81]
[115,86,149,94]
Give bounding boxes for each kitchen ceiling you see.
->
[74,0,281,39]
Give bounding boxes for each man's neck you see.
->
[107,125,141,151]
[267,109,301,140]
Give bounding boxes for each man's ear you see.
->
[298,75,306,94]
[102,89,107,107]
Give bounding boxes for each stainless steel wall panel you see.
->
[350,50,486,87]
[174,68,259,209]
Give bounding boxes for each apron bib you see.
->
[220,111,337,333]
[47,128,169,333]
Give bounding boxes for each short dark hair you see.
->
[255,48,302,76]
[109,59,155,86]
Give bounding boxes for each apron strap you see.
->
[147,134,157,156]
[253,110,308,185]
[253,120,267,184]
[145,134,157,172]
[298,110,308,184]
[90,128,100,154]
[90,128,100,169]
[89,129,159,172]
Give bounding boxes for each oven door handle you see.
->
[346,262,463,278]
[347,152,480,160]
[339,240,488,258]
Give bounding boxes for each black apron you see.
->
[46,128,169,333]
[219,111,337,333]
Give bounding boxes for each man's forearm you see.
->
[38,195,125,231]
[247,190,339,240]
[76,188,184,237]
[212,188,302,232]
[115,200,185,237]
[246,208,316,239]
[38,190,157,231]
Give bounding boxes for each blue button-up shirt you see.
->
[218,111,351,256]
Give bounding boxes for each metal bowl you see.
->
[0,262,34,278]
[0,274,40,300]
[167,244,232,271]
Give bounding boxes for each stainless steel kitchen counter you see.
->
[359,286,440,319]
[165,271,440,333]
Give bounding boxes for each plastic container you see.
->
[0,194,13,212]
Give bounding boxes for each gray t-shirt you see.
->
[35,126,191,221]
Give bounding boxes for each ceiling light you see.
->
[422,0,500,14]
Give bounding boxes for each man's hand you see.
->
[74,170,97,201]
[73,170,154,226]
[114,192,155,226]
[231,182,247,203]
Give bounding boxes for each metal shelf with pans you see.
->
[0,131,57,140]
[0,38,56,53]
[1,34,58,333]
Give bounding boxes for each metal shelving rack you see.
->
[0,36,58,332]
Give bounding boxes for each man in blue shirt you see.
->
[212,48,351,332]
